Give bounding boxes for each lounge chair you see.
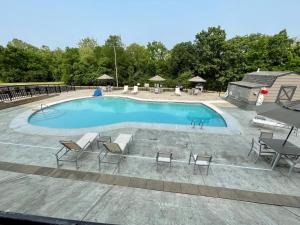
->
[122,85,129,94]
[98,134,133,169]
[175,87,181,96]
[252,116,298,136]
[131,86,138,94]
[252,115,288,129]
[188,152,212,175]
[156,152,173,167]
[55,132,99,169]
[284,157,300,176]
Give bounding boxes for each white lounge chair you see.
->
[252,116,298,135]
[98,134,133,169]
[131,86,138,94]
[56,132,99,169]
[175,87,181,96]
[122,85,129,94]
[252,115,288,129]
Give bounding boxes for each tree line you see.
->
[0,26,299,90]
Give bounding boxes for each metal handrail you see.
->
[191,119,204,129]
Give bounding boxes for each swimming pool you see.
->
[28,97,227,128]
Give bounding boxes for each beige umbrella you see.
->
[149,75,166,82]
[97,74,114,87]
[97,74,114,80]
[188,76,206,83]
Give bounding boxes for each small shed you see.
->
[227,71,300,105]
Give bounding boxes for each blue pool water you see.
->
[29,97,227,128]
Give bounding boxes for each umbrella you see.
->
[256,101,300,145]
[149,75,166,82]
[97,74,114,80]
[188,76,206,83]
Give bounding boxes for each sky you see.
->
[0,0,299,49]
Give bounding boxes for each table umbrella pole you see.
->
[283,126,294,146]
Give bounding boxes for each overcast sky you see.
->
[0,0,299,49]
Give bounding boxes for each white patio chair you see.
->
[122,85,129,94]
[131,86,138,94]
[156,152,173,167]
[193,89,199,95]
[175,87,181,96]
[188,152,212,175]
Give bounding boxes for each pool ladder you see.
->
[34,104,63,120]
[191,120,204,129]
[40,104,49,111]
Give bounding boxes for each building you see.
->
[227,71,300,106]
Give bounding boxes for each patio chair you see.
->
[284,156,300,176]
[175,87,181,96]
[55,132,98,169]
[98,134,133,169]
[193,89,200,95]
[131,86,138,94]
[188,152,212,175]
[248,138,276,163]
[156,152,173,167]
[258,131,275,150]
[122,85,129,94]
[154,87,160,94]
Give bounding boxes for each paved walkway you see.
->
[1,161,299,208]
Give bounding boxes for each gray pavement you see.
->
[1,170,300,225]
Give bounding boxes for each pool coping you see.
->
[9,95,243,136]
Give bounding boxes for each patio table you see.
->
[260,138,300,169]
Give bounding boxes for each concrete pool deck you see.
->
[1,89,300,224]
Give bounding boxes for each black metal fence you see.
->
[0,85,75,102]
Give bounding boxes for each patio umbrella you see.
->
[188,76,206,83]
[97,74,114,86]
[256,101,300,145]
[149,75,166,82]
[97,74,114,80]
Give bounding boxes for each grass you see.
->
[0,81,64,86]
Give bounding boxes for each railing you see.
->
[191,119,204,129]
[0,85,75,102]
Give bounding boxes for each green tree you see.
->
[146,41,169,76]
[194,26,228,88]
[267,30,293,68]
[125,43,150,85]
[170,42,196,76]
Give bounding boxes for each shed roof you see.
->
[248,71,293,76]
[241,71,300,87]
[230,81,267,88]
